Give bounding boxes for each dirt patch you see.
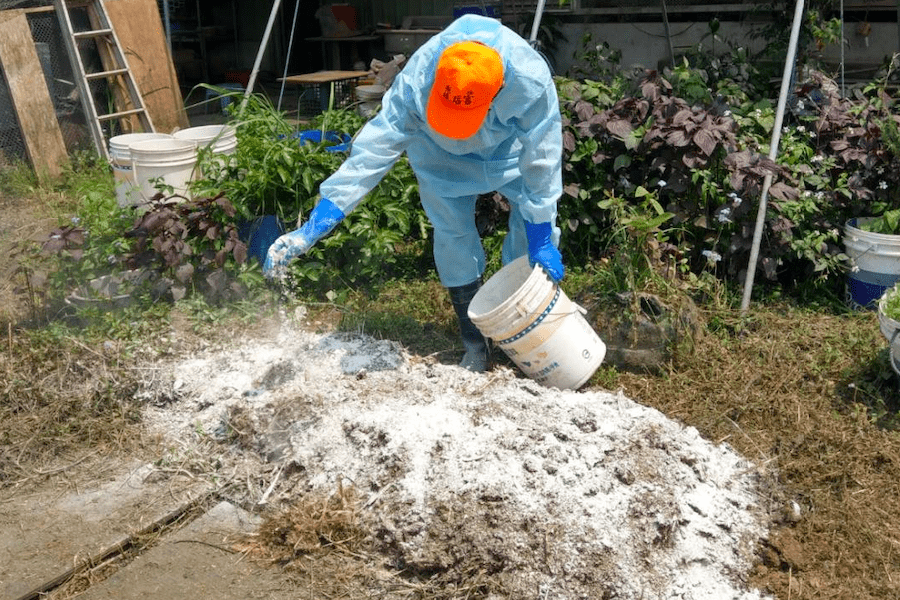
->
[137,317,772,599]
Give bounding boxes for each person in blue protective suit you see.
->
[264,13,564,373]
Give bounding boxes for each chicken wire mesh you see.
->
[0,0,126,164]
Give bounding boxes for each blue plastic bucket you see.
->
[239,216,288,265]
[293,130,351,153]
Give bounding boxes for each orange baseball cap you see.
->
[427,41,504,139]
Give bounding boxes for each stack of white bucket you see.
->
[109,124,237,209]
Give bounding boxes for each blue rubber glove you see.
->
[524,220,565,282]
[263,198,345,278]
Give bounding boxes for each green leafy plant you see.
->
[858,210,900,235]
[596,185,676,297]
[292,155,428,288]
[191,94,349,224]
[880,282,900,321]
[557,28,900,302]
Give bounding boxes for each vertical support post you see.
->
[740,0,805,313]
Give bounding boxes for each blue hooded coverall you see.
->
[306,13,563,288]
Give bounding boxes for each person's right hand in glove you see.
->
[263,198,345,278]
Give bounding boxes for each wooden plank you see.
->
[0,10,68,177]
[281,70,370,84]
[105,0,189,133]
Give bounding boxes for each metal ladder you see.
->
[54,0,155,160]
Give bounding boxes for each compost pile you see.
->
[140,313,772,600]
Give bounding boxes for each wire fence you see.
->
[0,1,99,164]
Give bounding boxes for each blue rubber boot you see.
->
[448,279,491,372]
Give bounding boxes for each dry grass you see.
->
[0,327,144,489]
[257,482,366,561]
[250,483,506,599]
[616,307,900,599]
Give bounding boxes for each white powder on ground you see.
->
[141,317,772,600]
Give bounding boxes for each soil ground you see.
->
[3,131,900,599]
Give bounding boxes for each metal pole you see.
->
[661,0,675,69]
[841,0,846,97]
[529,0,546,45]
[163,0,171,52]
[740,0,805,312]
[277,0,302,111]
[241,0,283,113]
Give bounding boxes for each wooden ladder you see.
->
[54,0,155,160]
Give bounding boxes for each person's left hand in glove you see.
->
[524,220,564,282]
[263,198,345,278]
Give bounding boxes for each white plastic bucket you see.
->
[356,84,384,118]
[844,217,900,308]
[173,124,238,155]
[468,255,606,390]
[129,138,199,204]
[108,133,174,208]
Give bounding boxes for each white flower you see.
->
[877,166,885,175]
[702,249,722,262]
[880,180,888,190]
[797,100,805,111]
[723,109,732,117]
[71,216,81,225]
[717,208,732,223]
[728,192,743,206]
[811,154,824,163]
[797,125,806,133]
[657,179,667,188]
[782,126,790,134]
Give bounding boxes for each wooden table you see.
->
[280,70,371,116]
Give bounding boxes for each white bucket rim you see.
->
[109,133,175,157]
[469,256,557,339]
[844,217,900,262]
[844,217,900,243]
[173,124,237,143]
[129,138,198,152]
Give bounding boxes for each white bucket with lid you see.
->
[129,138,199,204]
[173,124,238,155]
[108,132,174,208]
[468,255,605,390]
